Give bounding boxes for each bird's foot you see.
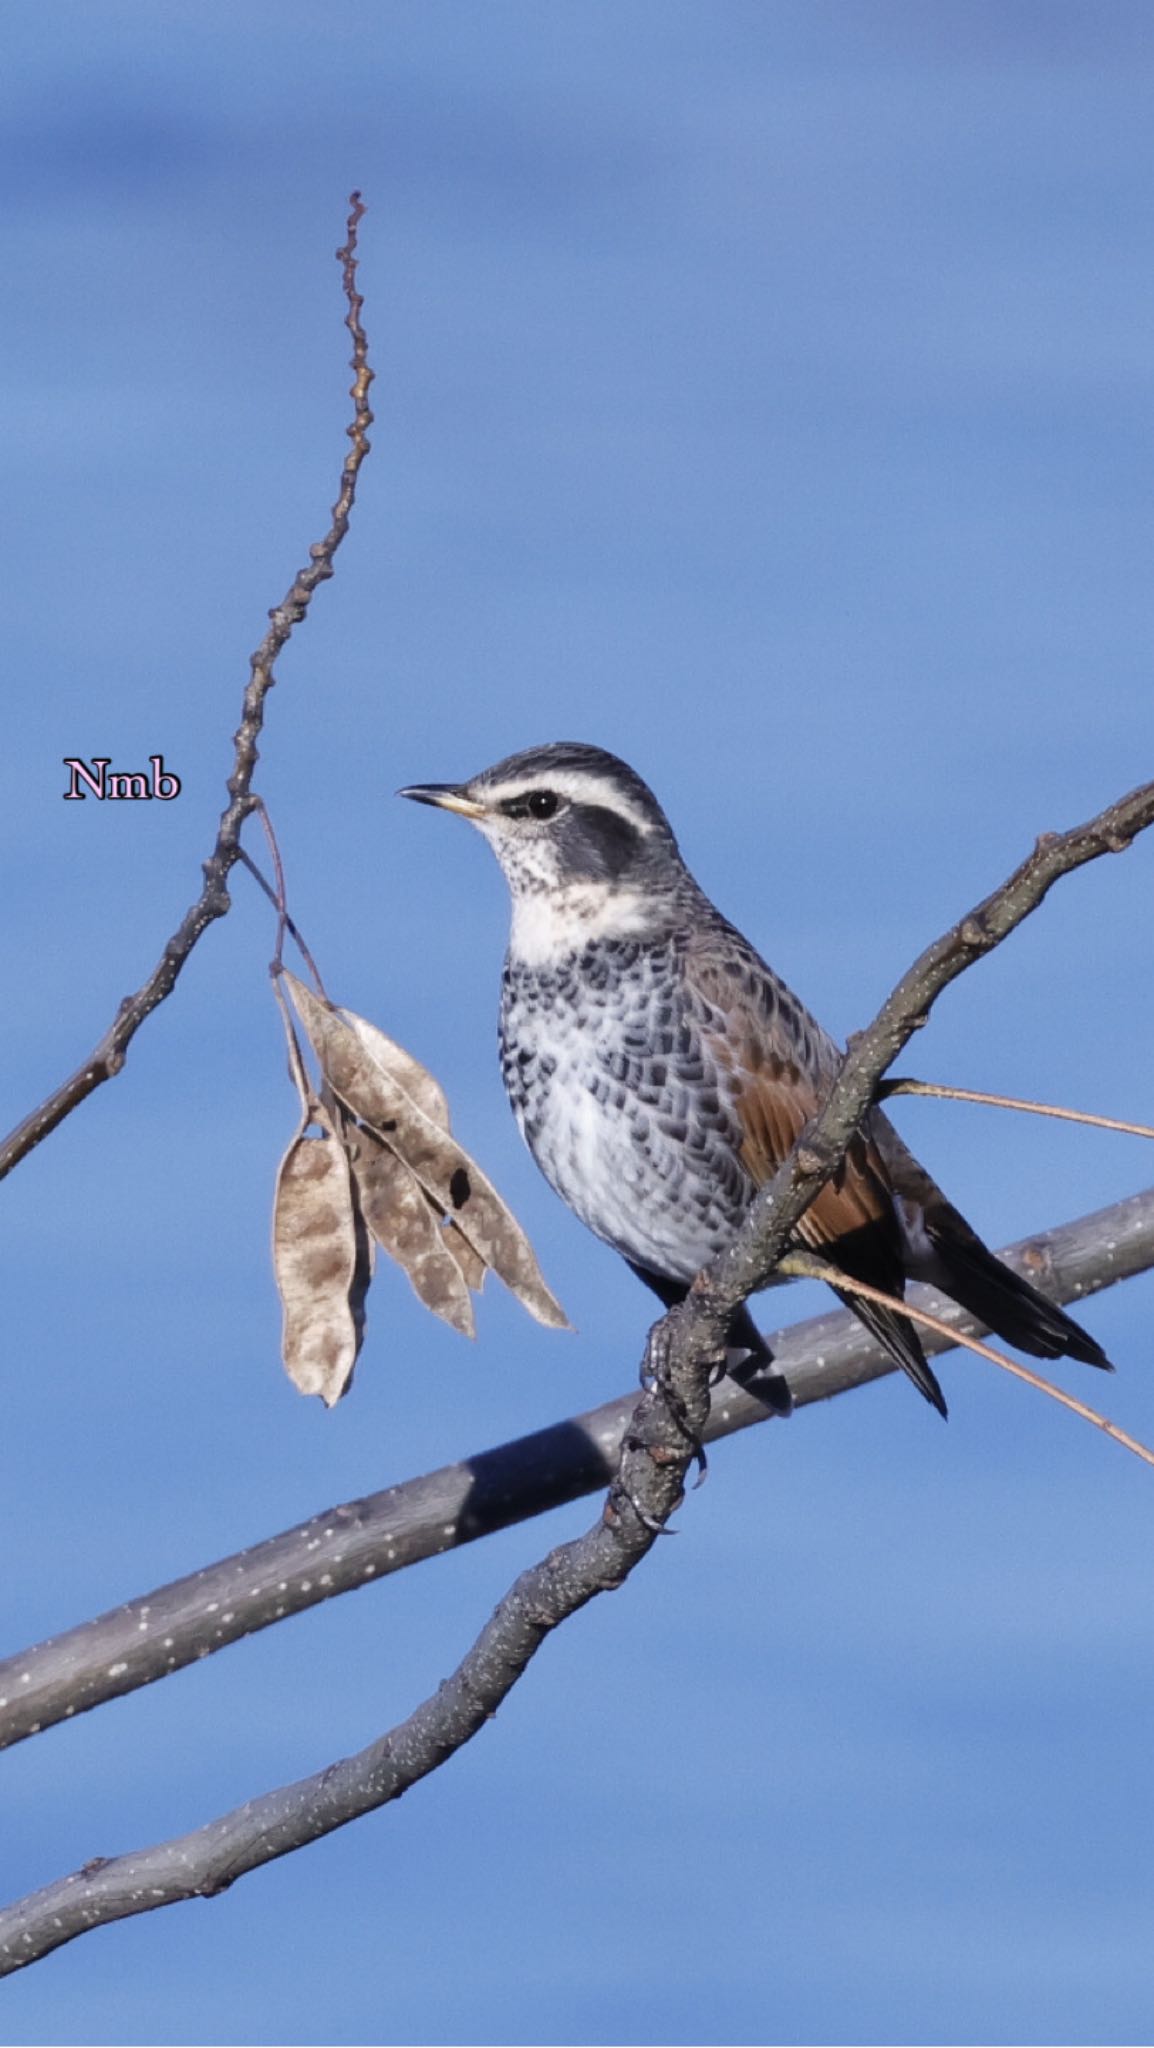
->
[638,1312,710,1485]
[639,1314,673,1392]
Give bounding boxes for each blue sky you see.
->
[3,5,1153,2043]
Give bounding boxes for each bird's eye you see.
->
[500,788,562,821]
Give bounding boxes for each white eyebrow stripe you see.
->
[478,770,655,836]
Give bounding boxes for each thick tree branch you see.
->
[0,194,373,1185]
[1,1184,1151,1756]
[1,1197,1150,1976]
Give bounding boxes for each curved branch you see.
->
[1,1184,1151,1756]
[0,1486,663,1974]
[1,1185,1152,1974]
[0,194,374,1185]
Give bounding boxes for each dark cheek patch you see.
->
[558,805,642,881]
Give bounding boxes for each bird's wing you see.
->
[683,925,901,1264]
[684,925,945,1412]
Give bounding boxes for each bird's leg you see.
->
[638,1308,713,1486]
[639,1311,674,1391]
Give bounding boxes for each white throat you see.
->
[509,881,655,967]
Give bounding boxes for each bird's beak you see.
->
[397,783,488,820]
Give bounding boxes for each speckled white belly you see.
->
[504,984,743,1282]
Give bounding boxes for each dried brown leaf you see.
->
[272,1096,362,1407]
[348,1126,475,1337]
[282,972,569,1329]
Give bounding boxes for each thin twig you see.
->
[251,800,292,974]
[0,193,373,1185]
[777,1249,1154,1473]
[234,847,328,993]
[0,1184,1150,1756]
[881,1076,1154,1142]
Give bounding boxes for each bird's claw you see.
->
[637,1316,711,1485]
[614,1480,675,1535]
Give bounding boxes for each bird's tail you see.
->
[825,1207,1111,1424]
[830,1288,948,1417]
[923,1204,1112,1370]
[869,1110,1112,1392]
[727,1293,944,1419]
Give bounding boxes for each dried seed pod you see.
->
[347,1145,375,1351]
[352,1023,486,1295]
[342,1011,450,1129]
[450,1175,569,1330]
[348,1125,475,1337]
[272,1096,362,1407]
[283,973,569,1329]
[443,1218,487,1291]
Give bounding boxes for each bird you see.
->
[400,742,1110,1417]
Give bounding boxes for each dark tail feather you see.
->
[832,1288,948,1419]
[927,1216,1112,1370]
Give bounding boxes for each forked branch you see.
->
[0,194,374,1185]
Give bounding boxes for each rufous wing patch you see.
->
[688,939,905,1277]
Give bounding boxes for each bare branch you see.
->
[0,194,374,1185]
[1,780,1152,1974]
[0,1475,668,1972]
[0,1196,1147,1974]
[0,1185,1150,1758]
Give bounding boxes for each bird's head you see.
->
[400,742,685,955]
